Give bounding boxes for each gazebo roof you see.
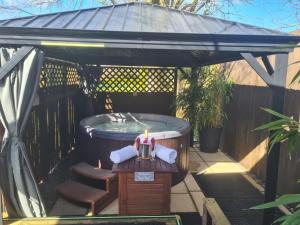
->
[0,2,299,66]
[0,2,288,36]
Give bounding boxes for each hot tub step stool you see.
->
[56,162,118,215]
[56,180,110,215]
[70,162,118,200]
[71,162,117,181]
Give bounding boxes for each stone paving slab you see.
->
[205,161,247,174]
[198,151,233,162]
[49,198,87,216]
[184,174,202,192]
[171,181,188,194]
[170,193,197,213]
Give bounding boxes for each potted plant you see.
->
[197,66,233,153]
[176,67,202,146]
[176,66,232,152]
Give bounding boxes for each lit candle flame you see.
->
[144,129,148,139]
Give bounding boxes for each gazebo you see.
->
[0,2,299,224]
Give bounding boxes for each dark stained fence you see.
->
[23,59,85,182]
[222,85,272,180]
[222,84,300,194]
[277,89,300,194]
[98,66,177,115]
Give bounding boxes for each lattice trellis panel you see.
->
[40,61,80,90]
[98,66,176,93]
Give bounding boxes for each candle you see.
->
[98,160,101,169]
[143,129,148,144]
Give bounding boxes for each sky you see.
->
[0,0,299,33]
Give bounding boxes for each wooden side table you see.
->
[112,158,178,215]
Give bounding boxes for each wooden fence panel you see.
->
[277,89,300,194]
[107,92,176,115]
[23,90,84,182]
[222,84,300,194]
[222,85,272,180]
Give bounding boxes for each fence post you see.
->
[0,187,3,225]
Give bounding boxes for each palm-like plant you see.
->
[176,65,233,144]
[176,67,201,130]
[197,66,233,129]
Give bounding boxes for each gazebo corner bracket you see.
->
[241,52,288,87]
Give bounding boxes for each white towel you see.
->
[110,145,137,164]
[154,144,177,164]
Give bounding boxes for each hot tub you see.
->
[79,113,191,184]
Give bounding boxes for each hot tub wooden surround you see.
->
[112,158,178,215]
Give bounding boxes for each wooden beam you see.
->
[241,53,288,87]
[263,53,288,225]
[241,53,273,85]
[272,53,289,87]
[203,198,231,225]
[0,187,2,225]
[261,55,274,75]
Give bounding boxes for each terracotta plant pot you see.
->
[199,127,222,153]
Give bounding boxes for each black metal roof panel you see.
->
[0,2,290,36]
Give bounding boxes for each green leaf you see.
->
[255,119,288,131]
[261,108,291,120]
[268,132,290,152]
[287,133,300,155]
[282,209,300,225]
[251,194,300,209]
[269,129,285,140]
[273,215,290,224]
[290,70,300,84]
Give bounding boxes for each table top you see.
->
[112,157,178,173]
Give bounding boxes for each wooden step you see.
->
[71,162,116,181]
[56,180,110,215]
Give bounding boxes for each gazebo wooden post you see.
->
[0,186,2,225]
[241,52,289,225]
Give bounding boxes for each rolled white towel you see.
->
[154,144,177,164]
[110,145,137,164]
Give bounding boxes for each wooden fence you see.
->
[222,85,271,180]
[222,85,300,195]
[23,59,86,182]
[24,88,85,182]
